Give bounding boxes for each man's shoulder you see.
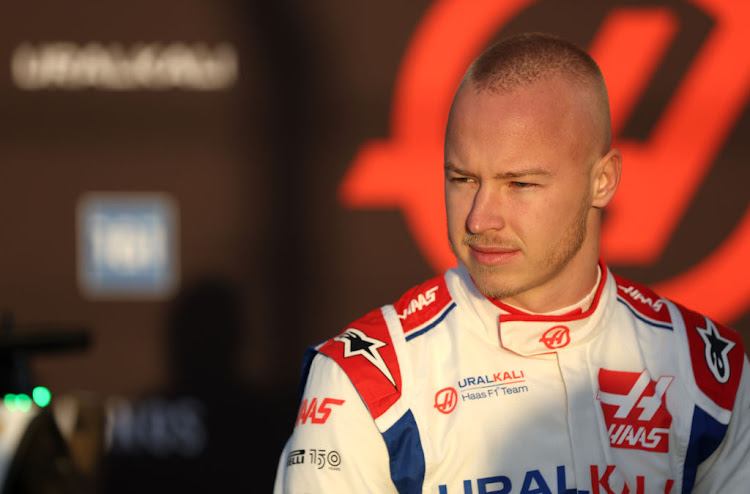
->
[312,272,455,419]
[612,271,745,412]
[391,272,455,339]
[612,273,673,328]
[331,271,455,341]
[315,305,401,420]
[669,299,745,412]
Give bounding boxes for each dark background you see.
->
[0,1,747,492]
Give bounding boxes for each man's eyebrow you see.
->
[495,168,551,179]
[444,162,466,174]
[444,162,551,179]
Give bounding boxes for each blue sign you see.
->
[77,193,178,299]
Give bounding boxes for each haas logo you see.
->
[339,0,750,326]
[434,387,458,414]
[398,286,439,320]
[598,369,673,453]
[539,326,570,350]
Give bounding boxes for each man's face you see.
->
[444,76,603,311]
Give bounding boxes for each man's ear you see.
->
[591,149,622,209]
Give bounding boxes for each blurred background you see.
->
[0,0,747,492]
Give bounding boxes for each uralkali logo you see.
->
[597,369,673,453]
[338,0,750,326]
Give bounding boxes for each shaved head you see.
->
[461,32,612,155]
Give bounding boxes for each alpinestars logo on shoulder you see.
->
[335,328,397,387]
[696,318,735,384]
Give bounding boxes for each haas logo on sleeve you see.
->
[597,369,674,453]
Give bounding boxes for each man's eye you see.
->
[449,176,474,184]
[510,181,536,188]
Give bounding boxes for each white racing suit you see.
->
[274,263,750,493]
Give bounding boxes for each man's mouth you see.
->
[468,244,521,266]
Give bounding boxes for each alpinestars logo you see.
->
[335,328,397,387]
[696,318,735,384]
[598,369,673,453]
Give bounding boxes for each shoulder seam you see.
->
[405,301,457,341]
[616,296,673,330]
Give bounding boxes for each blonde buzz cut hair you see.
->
[463,32,612,152]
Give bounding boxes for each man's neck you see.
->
[501,265,602,316]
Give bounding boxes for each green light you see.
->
[32,387,51,408]
[15,394,31,413]
[2,390,50,412]
[4,394,16,411]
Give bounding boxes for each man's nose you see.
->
[466,186,506,234]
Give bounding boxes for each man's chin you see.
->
[467,266,524,301]
[474,280,523,302]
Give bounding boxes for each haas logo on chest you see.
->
[597,369,673,453]
[539,326,571,349]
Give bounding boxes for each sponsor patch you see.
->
[296,397,345,426]
[434,387,458,414]
[598,369,673,453]
[437,370,528,409]
[615,276,672,329]
[319,308,402,420]
[394,275,454,338]
[539,326,570,349]
[397,285,440,321]
[286,448,341,471]
[680,305,744,411]
[696,319,735,384]
[308,448,341,470]
[287,449,305,466]
[439,464,673,494]
[335,328,396,388]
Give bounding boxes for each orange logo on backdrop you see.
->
[339,0,750,324]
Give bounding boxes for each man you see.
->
[274,33,750,493]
